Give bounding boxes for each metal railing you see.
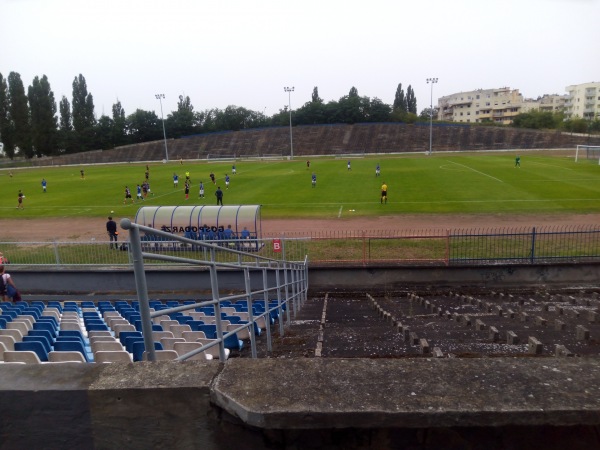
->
[2,225,600,268]
[120,218,309,361]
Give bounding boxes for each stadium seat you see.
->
[3,350,43,364]
[48,351,87,363]
[131,341,163,362]
[15,340,49,362]
[143,350,178,361]
[172,342,214,361]
[0,341,7,361]
[94,351,133,363]
[22,335,52,354]
[196,338,230,360]
[92,341,124,354]
[53,340,91,362]
[0,334,16,351]
[181,331,207,342]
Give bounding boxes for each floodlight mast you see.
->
[284,86,294,159]
[155,93,168,162]
[426,78,438,155]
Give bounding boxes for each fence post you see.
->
[53,241,61,266]
[530,227,537,264]
[362,231,367,266]
[445,229,450,266]
[120,219,155,361]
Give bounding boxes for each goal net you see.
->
[575,145,600,164]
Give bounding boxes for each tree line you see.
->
[1,71,597,159]
[0,72,423,159]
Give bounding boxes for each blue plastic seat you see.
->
[119,331,142,346]
[124,336,145,353]
[22,335,53,354]
[187,321,206,331]
[15,340,49,362]
[86,323,110,332]
[223,332,243,351]
[47,301,63,313]
[196,324,217,339]
[53,340,91,362]
[32,321,58,337]
[28,329,56,344]
[132,341,163,362]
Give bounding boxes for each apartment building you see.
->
[438,87,524,125]
[564,82,600,120]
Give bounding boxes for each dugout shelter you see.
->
[134,205,262,240]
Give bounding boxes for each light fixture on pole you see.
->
[284,86,294,159]
[155,93,169,162]
[426,78,438,155]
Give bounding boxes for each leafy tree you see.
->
[311,86,322,103]
[58,96,76,153]
[393,83,406,113]
[0,73,15,158]
[111,100,127,147]
[367,98,391,122]
[295,87,326,125]
[167,95,197,138]
[72,74,96,150]
[95,115,114,150]
[126,109,161,142]
[419,107,436,121]
[28,75,58,156]
[8,72,32,157]
[406,85,417,114]
[512,111,558,129]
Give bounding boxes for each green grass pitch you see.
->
[1,152,599,220]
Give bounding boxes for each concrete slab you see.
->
[212,358,600,430]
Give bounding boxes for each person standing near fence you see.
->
[215,186,224,205]
[1,265,20,302]
[106,216,118,250]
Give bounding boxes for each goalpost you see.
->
[575,145,600,164]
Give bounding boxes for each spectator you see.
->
[0,264,20,302]
[241,227,250,239]
[0,252,9,264]
[106,216,118,250]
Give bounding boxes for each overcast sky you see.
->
[1,0,599,120]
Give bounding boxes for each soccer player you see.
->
[124,186,133,204]
[184,180,190,200]
[307,160,310,169]
[515,155,521,167]
[225,174,230,189]
[381,182,388,204]
[17,190,25,209]
[376,163,380,177]
[199,181,205,198]
[347,160,351,171]
[185,171,190,182]
[41,178,47,192]
[173,173,179,188]
[232,164,237,175]
[136,184,143,201]
[80,169,85,179]
[209,172,215,184]
[142,182,148,198]
[311,172,317,188]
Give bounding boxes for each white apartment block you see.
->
[564,82,600,120]
[437,87,524,125]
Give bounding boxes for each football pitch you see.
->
[1,152,599,220]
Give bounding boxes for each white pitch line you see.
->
[446,160,503,183]
[338,205,343,218]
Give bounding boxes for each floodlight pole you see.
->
[426,78,438,155]
[155,93,169,162]
[284,86,294,159]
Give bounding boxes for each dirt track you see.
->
[1,213,599,242]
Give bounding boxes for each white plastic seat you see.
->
[181,331,207,342]
[172,342,213,361]
[0,329,24,342]
[94,351,132,363]
[8,321,30,335]
[143,350,179,361]
[227,323,251,341]
[152,331,174,341]
[160,337,185,351]
[112,324,136,337]
[0,335,16,351]
[4,350,43,364]
[169,324,192,339]
[48,351,87,363]
[92,341,124,353]
[196,338,230,360]
[0,341,8,361]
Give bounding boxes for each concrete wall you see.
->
[12,262,600,296]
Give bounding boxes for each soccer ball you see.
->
[111,210,114,213]
[22,195,25,198]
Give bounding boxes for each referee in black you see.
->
[106,216,118,249]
